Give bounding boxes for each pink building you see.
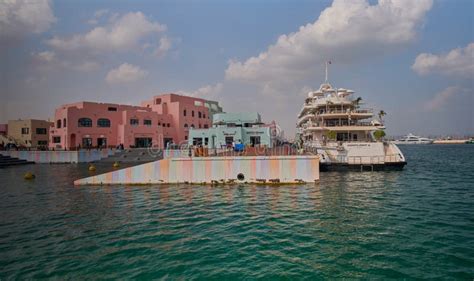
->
[0,124,7,136]
[49,94,222,150]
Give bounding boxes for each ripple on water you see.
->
[0,145,474,279]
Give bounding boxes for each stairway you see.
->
[97,148,162,164]
[0,154,34,167]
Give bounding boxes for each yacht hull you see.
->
[320,161,406,172]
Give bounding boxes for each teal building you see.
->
[188,112,274,148]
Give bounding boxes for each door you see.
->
[97,138,107,147]
[82,138,92,148]
[135,138,152,148]
[250,136,261,147]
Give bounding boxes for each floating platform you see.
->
[74,155,320,185]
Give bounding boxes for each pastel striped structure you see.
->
[74,155,320,185]
[0,149,114,163]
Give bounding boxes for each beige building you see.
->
[7,119,53,148]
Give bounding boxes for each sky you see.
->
[1,0,473,137]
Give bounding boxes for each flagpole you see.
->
[325,61,328,83]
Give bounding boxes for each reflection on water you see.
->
[0,145,473,279]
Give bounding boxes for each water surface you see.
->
[0,145,473,279]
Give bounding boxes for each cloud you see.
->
[46,12,167,53]
[87,9,109,25]
[412,42,474,77]
[177,83,223,100]
[225,0,432,84]
[0,0,55,41]
[105,63,148,84]
[154,36,172,57]
[423,86,462,111]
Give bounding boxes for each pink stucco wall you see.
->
[0,124,7,135]
[49,94,217,150]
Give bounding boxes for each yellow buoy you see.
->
[24,172,35,180]
[88,164,96,172]
[113,161,120,168]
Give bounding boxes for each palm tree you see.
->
[352,97,362,109]
[378,110,387,123]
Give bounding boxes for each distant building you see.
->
[49,94,223,150]
[8,119,52,148]
[188,112,275,148]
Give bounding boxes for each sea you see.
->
[0,145,473,279]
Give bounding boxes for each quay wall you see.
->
[74,155,320,185]
[0,149,115,163]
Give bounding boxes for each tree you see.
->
[378,110,387,123]
[325,130,337,140]
[352,97,362,109]
[373,130,386,141]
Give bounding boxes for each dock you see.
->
[74,155,320,185]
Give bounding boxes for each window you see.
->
[130,119,139,126]
[155,98,162,104]
[57,119,61,128]
[97,118,111,127]
[185,136,188,140]
[167,123,171,127]
[63,118,67,128]
[158,122,161,126]
[193,138,203,146]
[21,128,29,134]
[204,124,209,129]
[78,118,92,127]
[190,124,195,128]
[183,109,187,116]
[184,123,188,128]
[203,113,206,119]
[162,123,166,127]
[36,128,47,134]
[37,140,48,146]
[199,124,202,128]
[144,119,152,126]
[53,136,61,143]
[198,112,202,118]
[108,107,117,111]
[192,110,195,117]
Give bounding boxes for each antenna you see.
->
[325,60,331,83]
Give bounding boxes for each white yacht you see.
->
[393,134,433,144]
[296,63,406,171]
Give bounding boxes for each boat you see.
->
[295,62,406,171]
[393,133,433,144]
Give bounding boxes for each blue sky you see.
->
[1,0,473,137]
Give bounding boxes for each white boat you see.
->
[393,133,433,144]
[295,62,406,171]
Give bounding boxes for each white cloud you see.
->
[73,61,100,72]
[87,9,109,25]
[0,0,55,40]
[154,36,172,57]
[412,43,474,77]
[34,50,56,62]
[424,86,461,111]
[225,0,432,84]
[177,83,223,100]
[105,63,148,84]
[47,12,167,53]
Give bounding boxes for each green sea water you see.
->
[0,145,473,279]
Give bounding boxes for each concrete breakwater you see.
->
[0,149,115,163]
[74,155,320,185]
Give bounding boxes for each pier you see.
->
[74,155,320,185]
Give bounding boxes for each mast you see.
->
[325,60,331,83]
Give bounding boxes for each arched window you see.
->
[63,118,67,128]
[184,123,188,128]
[183,109,187,116]
[97,118,111,127]
[198,112,202,118]
[56,119,62,129]
[190,124,195,128]
[78,118,92,127]
[192,110,195,117]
